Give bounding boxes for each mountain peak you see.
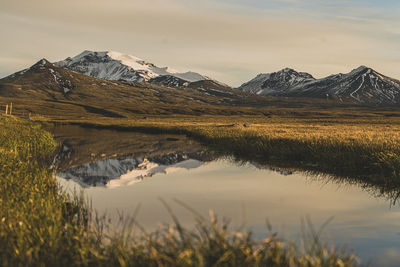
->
[280,67,296,73]
[356,65,368,70]
[29,58,54,70]
[77,50,96,57]
[38,58,49,64]
[54,50,207,83]
[275,68,314,79]
[238,68,315,95]
[70,50,147,65]
[34,58,51,66]
[350,65,374,75]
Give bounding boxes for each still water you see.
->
[54,125,400,266]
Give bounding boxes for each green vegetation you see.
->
[0,115,358,266]
[0,115,88,266]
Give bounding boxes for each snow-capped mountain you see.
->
[289,66,400,104]
[238,68,315,95]
[238,66,400,105]
[55,50,207,83]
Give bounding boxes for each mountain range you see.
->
[51,50,400,105]
[1,50,400,107]
[237,66,400,105]
[0,57,268,118]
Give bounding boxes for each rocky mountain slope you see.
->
[0,59,76,99]
[149,75,189,87]
[289,66,400,104]
[239,68,315,95]
[238,66,400,105]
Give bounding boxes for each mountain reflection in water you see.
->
[58,154,205,188]
[53,124,216,187]
[53,125,400,205]
[53,125,400,266]
[53,125,297,188]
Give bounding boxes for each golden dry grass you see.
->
[40,115,400,189]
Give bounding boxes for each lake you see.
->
[54,125,400,266]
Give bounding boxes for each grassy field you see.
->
[4,89,400,200]
[0,115,359,266]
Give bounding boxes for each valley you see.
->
[1,50,400,266]
[2,52,400,195]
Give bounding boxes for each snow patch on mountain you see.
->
[48,68,73,94]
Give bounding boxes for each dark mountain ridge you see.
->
[238,66,400,105]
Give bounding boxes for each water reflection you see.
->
[58,156,206,188]
[291,169,400,207]
[53,125,400,266]
[230,158,400,206]
[53,125,400,204]
[53,125,296,189]
[53,124,215,187]
[53,124,207,169]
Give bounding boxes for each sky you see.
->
[1,0,400,86]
